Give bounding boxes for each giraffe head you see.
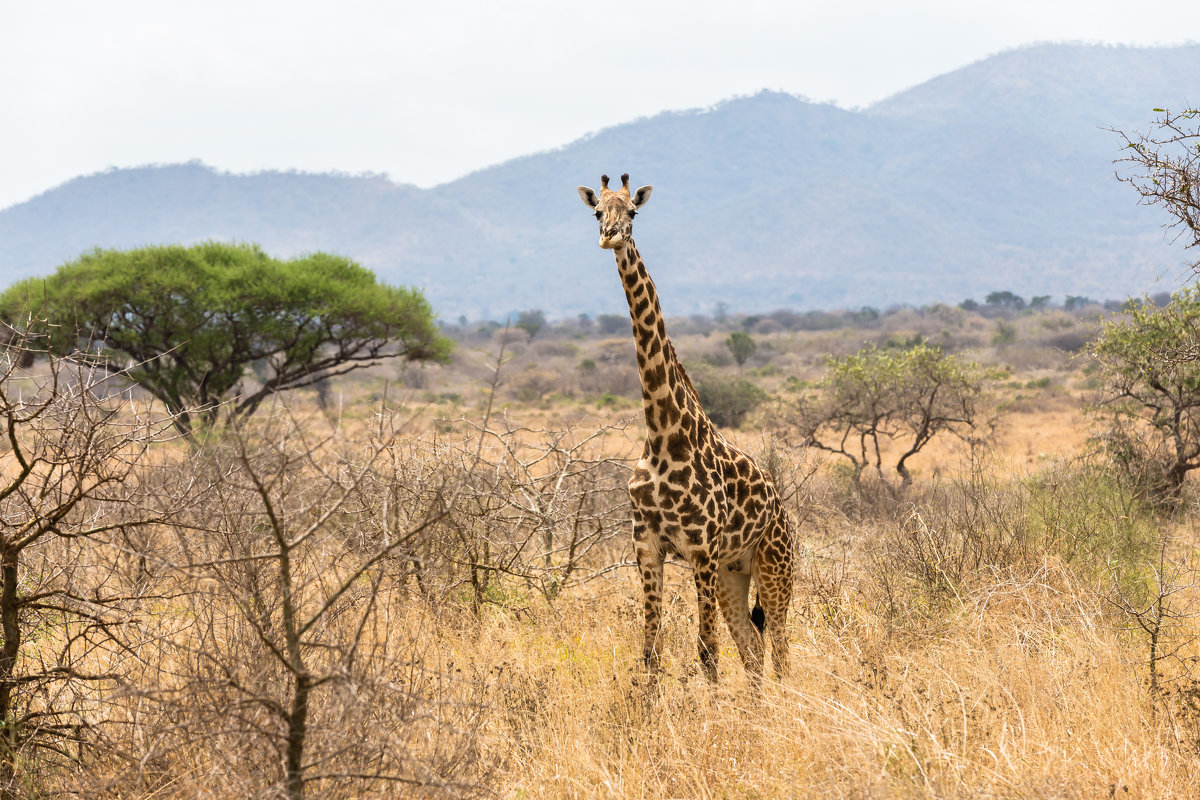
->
[577,173,653,250]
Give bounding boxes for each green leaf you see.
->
[0,242,450,435]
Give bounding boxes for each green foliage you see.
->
[874,461,1158,621]
[693,371,767,428]
[884,332,926,349]
[1088,286,1200,499]
[751,363,779,378]
[1024,463,1158,576]
[783,375,808,392]
[986,290,1025,310]
[724,330,757,367]
[0,242,450,434]
[515,309,546,340]
[992,320,1017,345]
[784,343,997,485]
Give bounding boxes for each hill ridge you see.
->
[3,43,1198,318]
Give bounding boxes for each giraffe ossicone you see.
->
[577,173,794,685]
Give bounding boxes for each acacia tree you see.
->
[776,343,996,486]
[514,309,546,341]
[0,242,451,435]
[725,331,757,367]
[1114,107,1200,272]
[1088,287,1200,498]
[985,291,1025,311]
[1111,108,1200,373]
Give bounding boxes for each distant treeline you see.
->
[444,291,1170,341]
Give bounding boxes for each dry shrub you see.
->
[578,362,640,398]
[83,410,493,799]
[750,317,784,335]
[578,340,641,398]
[694,340,734,368]
[506,366,562,403]
[437,416,637,608]
[996,344,1073,371]
[796,455,1160,638]
[0,342,184,798]
[67,399,636,798]
[879,464,1154,614]
[812,459,917,524]
[15,348,1200,799]
[1037,329,1092,353]
[1093,421,1188,509]
[529,340,579,359]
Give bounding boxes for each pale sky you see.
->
[2,1,1198,210]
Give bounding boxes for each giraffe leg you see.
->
[693,560,721,683]
[753,519,794,680]
[716,564,765,680]
[633,515,664,675]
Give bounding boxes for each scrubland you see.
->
[7,300,1200,799]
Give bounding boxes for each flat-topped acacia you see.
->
[0,241,450,434]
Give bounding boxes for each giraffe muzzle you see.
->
[599,231,626,249]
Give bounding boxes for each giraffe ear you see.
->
[577,186,599,209]
[631,185,653,208]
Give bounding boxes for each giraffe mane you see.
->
[665,338,702,403]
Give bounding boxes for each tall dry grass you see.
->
[11,377,1200,798]
[473,565,1184,799]
[460,456,1200,799]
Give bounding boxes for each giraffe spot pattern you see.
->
[580,176,793,684]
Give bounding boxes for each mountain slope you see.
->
[2,43,1197,318]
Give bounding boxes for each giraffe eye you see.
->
[594,211,602,219]
[630,210,637,218]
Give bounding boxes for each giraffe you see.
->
[577,173,794,684]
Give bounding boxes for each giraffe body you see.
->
[578,174,794,683]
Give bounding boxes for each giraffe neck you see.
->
[615,240,697,437]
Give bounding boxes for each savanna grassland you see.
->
[7,298,1200,799]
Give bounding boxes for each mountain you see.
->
[2,43,1198,319]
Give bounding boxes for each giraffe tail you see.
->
[750,602,766,633]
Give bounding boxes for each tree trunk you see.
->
[284,671,312,800]
[0,552,20,798]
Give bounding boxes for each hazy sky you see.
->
[2,1,1198,210]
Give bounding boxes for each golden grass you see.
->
[23,320,1200,798]
[415,372,1196,798]
[465,558,1196,799]
[218,370,1200,795]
